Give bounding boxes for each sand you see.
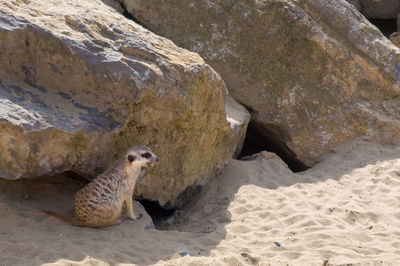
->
[1,137,400,265]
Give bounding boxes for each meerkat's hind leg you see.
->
[124,196,141,220]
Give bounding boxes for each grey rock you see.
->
[121,0,400,167]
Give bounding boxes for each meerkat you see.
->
[45,145,159,228]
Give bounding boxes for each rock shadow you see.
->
[1,138,400,265]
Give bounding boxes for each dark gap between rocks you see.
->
[368,19,397,38]
[64,171,176,229]
[238,122,309,173]
[117,1,147,29]
[137,199,176,228]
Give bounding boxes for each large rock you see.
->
[0,0,246,208]
[121,0,400,167]
[346,0,400,19]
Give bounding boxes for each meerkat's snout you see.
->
[126,146,159,168]
[145,153,159,168]
[148,156,159,168]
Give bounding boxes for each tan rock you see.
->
[241,151,289,170]
[0,0,247,208]
[121,0,400,167]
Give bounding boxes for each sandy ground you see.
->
[1,137,400,265]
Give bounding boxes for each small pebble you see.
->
[241,219,245,223]
[274,241,281,247]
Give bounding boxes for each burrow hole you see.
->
[238,121,309,173]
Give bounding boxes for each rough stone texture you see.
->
[121,0,400,167]
[240,151,289,169]
[0,0,246,208]
[346,0,400,19]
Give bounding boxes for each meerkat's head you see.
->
[124,145,159,169]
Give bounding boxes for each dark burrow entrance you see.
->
[238,122,309,173]
[137,199,175,228]
[368,19,398,38]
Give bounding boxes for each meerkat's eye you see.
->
[141,153,152,159]
[128,154,136,163]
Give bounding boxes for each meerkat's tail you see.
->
[45,211,85,227]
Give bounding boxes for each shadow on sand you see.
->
[1,138,400,265]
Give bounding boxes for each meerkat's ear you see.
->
[128,154,136,163]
